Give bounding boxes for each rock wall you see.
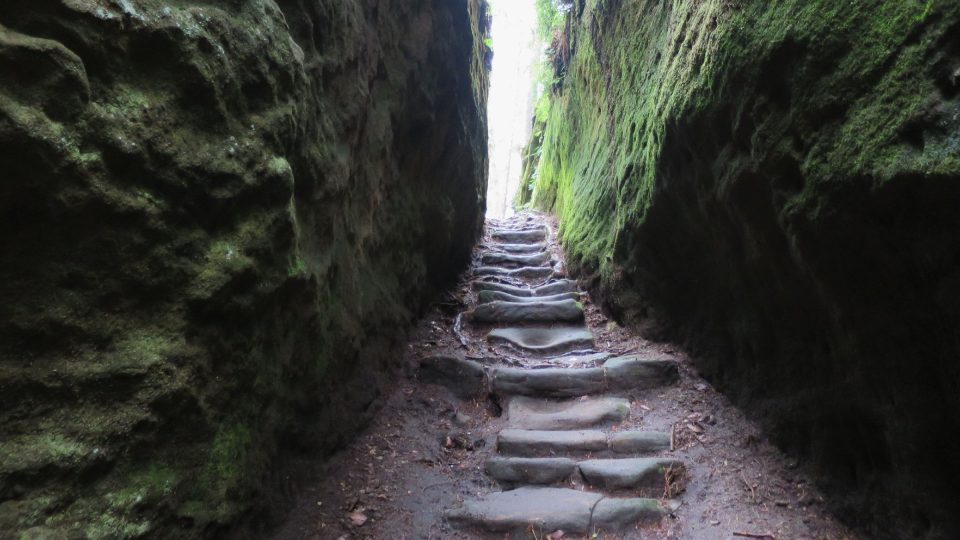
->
[0,0,488,537]
[528,0,960,537]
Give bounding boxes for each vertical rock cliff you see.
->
[527,0,960,537]
[0,0,488,536]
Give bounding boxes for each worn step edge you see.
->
[490,228,548,243]
[480,252,553,267]
[487,326,595,355]
[485,456,683,492]
[444,487,663,534]
[469,299,584,324]
[497,429,672,456]
[474,266,555,280]
[477,290,580,304]
[486,242,547,254]
[490,356,679,397]
[472,279,577,297]
[506,396,631,430]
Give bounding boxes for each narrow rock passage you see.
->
[271,212,856,540]
[446,214,678,536]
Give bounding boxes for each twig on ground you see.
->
[740,471,758,503]
[732,531,775,539]
[453,313,468,348]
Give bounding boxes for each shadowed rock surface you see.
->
[469,299,584,324]
[487,326,594,354]
[524,0,960,535]
[0,0,489,536]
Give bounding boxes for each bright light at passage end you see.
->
[486,0,539,219]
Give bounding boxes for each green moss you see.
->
[0,433,89,473]
[530,0,953,278]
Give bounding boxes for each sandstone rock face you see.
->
[527,1,960,536]
[0,0,488,537]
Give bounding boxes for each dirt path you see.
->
[270,212,857,539]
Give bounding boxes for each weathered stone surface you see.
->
[590,498,663,530]
[497,429,607,456]
[507,396,630,430]
[552,352,613,367]
[481,251,552,268]
[491,228,547,244]
[603,355,679,390]
[472,279,578,297]
[492,366,605,397]
[484,457,577,485]
[478,290,580,304]
[579,458,682,490]
[609,432,672,454]
[446,487,601,534]
[470,299,583,324]
[474,266,555,280]
[489,242,547,254]
[488,326,594,354]
[533,280,579,296]
[418,356,487,398]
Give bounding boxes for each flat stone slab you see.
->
[591,497,663,530]
[507,396,630,430]
[603,355,679,390]
[484,457,577,486]
[446,487,600,534]
[498,429,608,456]
[492,366,606,397]
[470,300,583,324]
[498,429,672,456]
[491,228,547,244]
[478,290,580,304]
[488,326,595,354]
[481,251,552,268]
[609,431,673,453]
[578,458,682,490]
[551,352,613,367]
[418,356,487,398]
[472,279,578,297]
[489,242,547,254]
[474,266,554,280]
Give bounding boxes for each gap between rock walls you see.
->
[269,212,856,539]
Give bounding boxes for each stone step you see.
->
[488,326,595,354]
[579,457,684,491]
[484,456,681,491]
[469,299,584,324]
[484,457,577,486]
[490,355,679,396]
[474,266,554,280]
[491,228,547,244]
[497,429,672,457]
[487,242,547,254]
[445,487,662,534]
[477,290,580,304]
[480,251,553,268]
[473,279,578,297]
[506,396,630,430]
[492,365,606,397]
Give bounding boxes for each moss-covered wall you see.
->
[528,0,960,536]
[0,0,488,537]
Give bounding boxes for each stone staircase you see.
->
[438,214,687,537]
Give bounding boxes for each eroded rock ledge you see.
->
[0,0,489,536]
[527,1,960,537]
